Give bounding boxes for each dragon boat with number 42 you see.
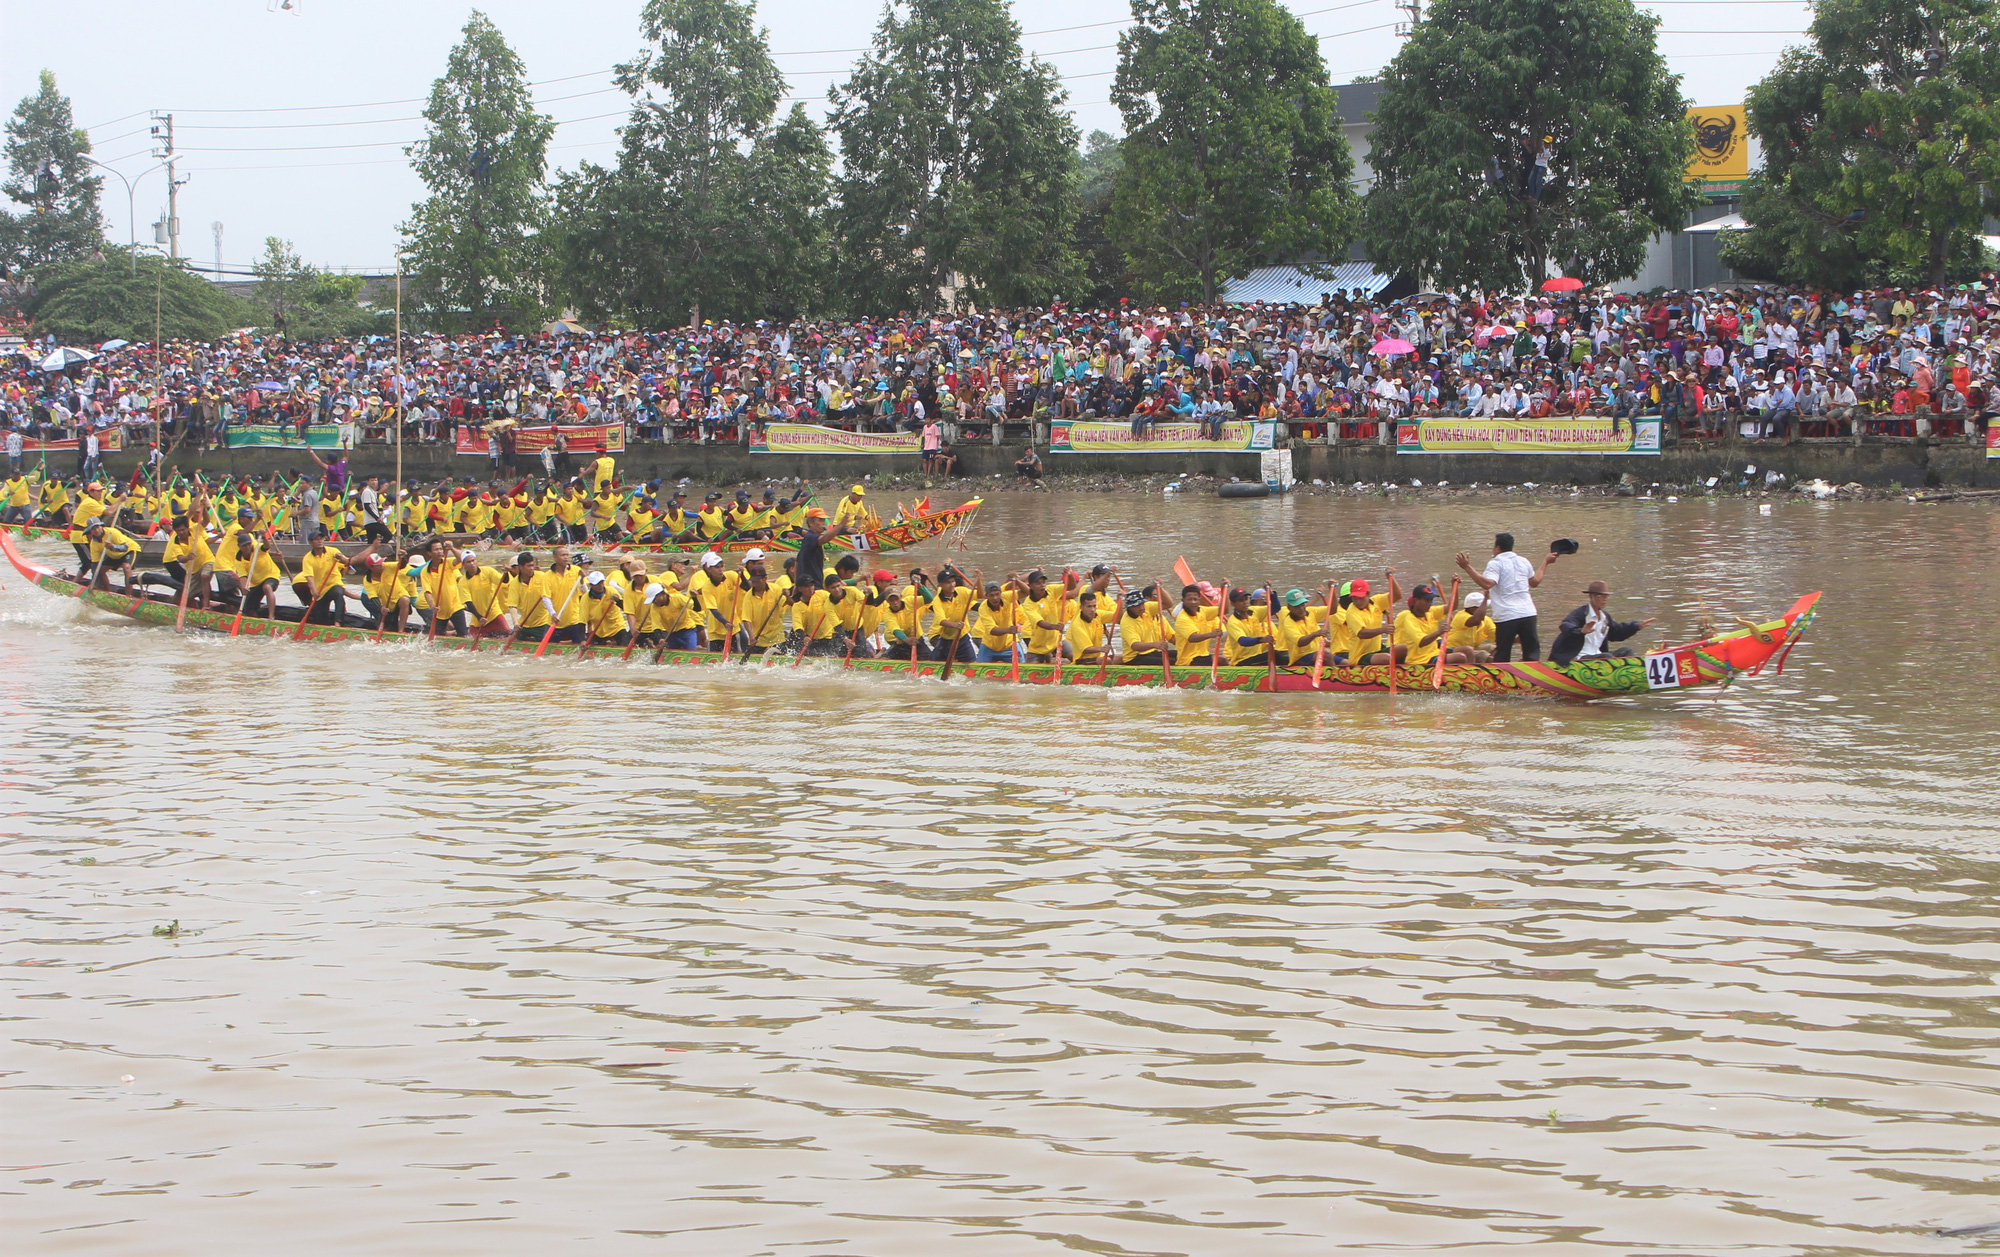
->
[1,532,1818,700]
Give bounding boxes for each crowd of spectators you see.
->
[5,277,1998,474]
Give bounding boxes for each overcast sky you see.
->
[0,0,1813,275]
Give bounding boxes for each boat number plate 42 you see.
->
[1644,649,1699,690]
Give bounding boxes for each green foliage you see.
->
[1722,0,2000,287]
[1074,130,1131,308]
[1361,0,1698,290]
[250,236,383,339]
[828,0,1081,312]
[24,249,253,343]
[402,10,553,331]
[1110,0,1355,303]
[0,70,104,279]
[550,0,831,325]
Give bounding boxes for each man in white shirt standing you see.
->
[1455,532,1561,662]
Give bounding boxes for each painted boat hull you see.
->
[0,531,1817,700]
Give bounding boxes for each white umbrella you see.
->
[98,338,130,351]
[39,346,97,371]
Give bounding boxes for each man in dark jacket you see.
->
[1549,580,1655,665]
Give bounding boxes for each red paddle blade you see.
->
[1173,556,1196,589]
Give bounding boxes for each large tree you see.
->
[1721,0,2000,288]
[828,0,1080,312]
[551,0,831,325]
[23,250,251,343]
[1109,0,1355,304]
[251,237,381,340]
[0,70,104,280]
[1361,0,1698,290]
[1074,130,1131,308]
[403,11,553,330]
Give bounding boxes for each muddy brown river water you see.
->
[4,491,1999,1255]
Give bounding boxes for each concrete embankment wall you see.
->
[98,438,1996,490]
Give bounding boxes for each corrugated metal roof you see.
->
[1220,263,1394,304]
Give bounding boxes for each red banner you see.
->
[455,423,626,456]
[20,428,126,453]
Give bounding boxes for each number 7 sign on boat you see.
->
[1644,648,1701,690]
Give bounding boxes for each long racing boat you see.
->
[2,532,1818,700]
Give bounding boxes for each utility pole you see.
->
[1394,0,1421,35]
[212,222,224,277]
[149,112,188,259]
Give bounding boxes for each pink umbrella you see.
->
[1371,338,1416,356]
[1541,276,1585,293]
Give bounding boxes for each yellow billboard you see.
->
[1686,106,1748,186]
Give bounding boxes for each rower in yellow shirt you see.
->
[968,580,1024,664]
[461,551,514,636]
[2,471,32,524]
[690,551,741,647]
[588,452,616,492]
[552,486,587,542]
[831,483,874,530]
[292,535,364,625]
[790,580,841,655]
[413,538,472,636]
[1270,588,1328,666]
[579,571,630,645]
[162,515,218,609]
[1446,592,1497,663]
[1331,573,1398,666]
[361,554,418,632]
[923,566,977,663]
[82,520,141,592]
[695,493,728,539]
[1373,583,1449,668]
[1168,583,1222,666]
[636,579,700,651]
[730,566,788,652]
[1066,590,1111,665]
[589,486,622,538]
[1222,587,1275,667]
[526,486,559,542]
[1019,570,1073,662]
[1117,585,1171,669]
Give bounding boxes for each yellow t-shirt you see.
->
[1272,606,1326,660]
[1330,593,1391,659]
[582,586,628,638]
[970,593,1022,652]
[163,529,216,571]
[1119,601,1170,658]
[6,476,32,508]
[1066,613,1107,660]
[1224,607,1272,665]
[367,565,416,605]
[1392,605,1449,667]
[553,494,586,526]
[419,563,468,617]
[464,566,512,625]
[590,492,620,529]
[1025,588,1070,656]
[89,526,141,563]
[528,495,558,525]
[1447,609,1497,653]
[791,587,839,639]
[1171,604,1220,665]
[589,455,616,490]
[732,584,786,646]
[296,548,346,595]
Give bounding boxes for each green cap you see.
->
[1338,581,1352,598]
[1282,588,1308,607]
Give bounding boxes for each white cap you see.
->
[459,550,476,562]
[1464,592,1484,607]
[701,552,721,567]
[744,547,765,561]
[644,583,663,598]
[586,571,606,585]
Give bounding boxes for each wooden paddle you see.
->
[533,570,584,658]
[1432,577,1460,690]
[1261,583,1279,692]
[1208,578,1227,687]
[226,530,270,637]
[1309,581,1337,689]
[792,592,832,668]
